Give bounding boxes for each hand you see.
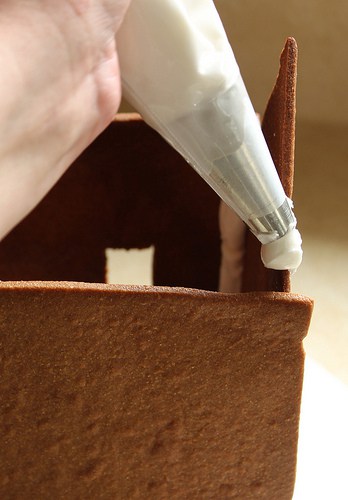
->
[0,0,131,238]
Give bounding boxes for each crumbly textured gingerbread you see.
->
[0,38,312,499]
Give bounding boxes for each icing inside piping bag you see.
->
[117,0,302,271]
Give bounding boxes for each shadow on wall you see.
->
[214,0,348,125]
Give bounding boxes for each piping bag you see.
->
[117,0,303,271]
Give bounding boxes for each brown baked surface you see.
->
[242,37,298,293]
[0,115,221,291]
[0,37,313,499]
[0,282,312,498]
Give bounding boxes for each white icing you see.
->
[261,228,303,271]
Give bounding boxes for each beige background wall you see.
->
[214,0,348,125]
